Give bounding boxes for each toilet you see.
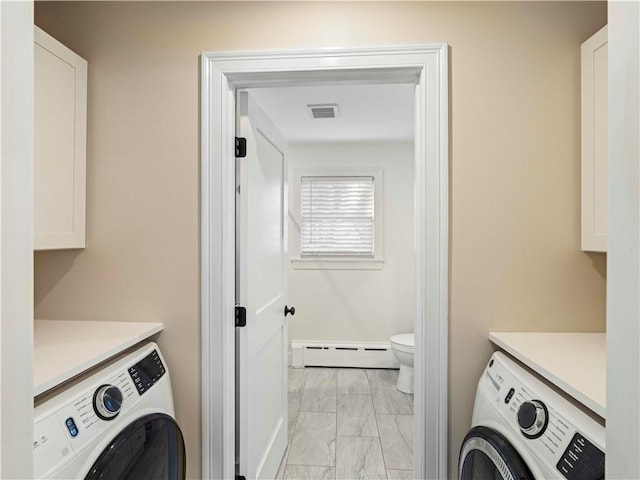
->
[390,333,414,394]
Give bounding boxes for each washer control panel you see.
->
[128,349,165,395]
[479,353,605,480]
[556,432,605,480]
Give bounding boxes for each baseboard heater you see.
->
[290,340,400,369]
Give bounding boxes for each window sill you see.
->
[291,258,384,270]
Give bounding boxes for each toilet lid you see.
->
[390,333,414,348]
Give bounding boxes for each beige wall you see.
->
[33,2,607,477]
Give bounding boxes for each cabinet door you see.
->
[34,26,87,250]
[581,25,607,252]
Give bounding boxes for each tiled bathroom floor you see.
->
[277,367,414,480]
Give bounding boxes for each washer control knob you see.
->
[517,400,547,438]
[93,385,123,420]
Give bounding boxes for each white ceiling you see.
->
[249,84,415,144]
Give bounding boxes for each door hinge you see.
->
[235,137,247,158]
[235,306,246,327]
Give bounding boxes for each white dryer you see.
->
[34,342,185,479]
[459,351,605,480]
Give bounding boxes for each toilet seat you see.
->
[390,333,414,352]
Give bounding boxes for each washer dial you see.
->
[93,384,123,421]
[517,399,548,438]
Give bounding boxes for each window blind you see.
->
[300,176,375,256]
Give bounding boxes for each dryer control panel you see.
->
[477,352,605,480]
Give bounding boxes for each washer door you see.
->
[85,413,185,480]
[459,426,534,480]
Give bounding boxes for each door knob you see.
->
[284,305,296,317]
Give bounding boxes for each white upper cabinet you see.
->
[34,26,87,250]
[581,25,608,252]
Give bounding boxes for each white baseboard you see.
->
[290,340,400,369]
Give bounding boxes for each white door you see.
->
[236,90,289,480]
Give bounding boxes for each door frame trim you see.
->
[200,44,449,480]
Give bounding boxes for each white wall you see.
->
[287,142,415,344]
[606,1,640,478]
[0,2,34,477]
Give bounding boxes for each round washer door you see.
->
[85,413,185,480]
[459,426,534,480]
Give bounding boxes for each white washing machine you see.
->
[459,351,605,480]
[34,342,185,479]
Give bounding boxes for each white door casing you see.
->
[1,2,35,477]
[201,45,449,480]
[236,91,288,479]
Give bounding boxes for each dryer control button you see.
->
[517,400,548,438]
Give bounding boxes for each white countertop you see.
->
[489,332,606,418]
[34,319,163,397]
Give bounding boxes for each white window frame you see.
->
[291,167,383,270]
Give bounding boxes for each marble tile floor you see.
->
[277,367,414,480]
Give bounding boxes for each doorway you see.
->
[244,83,416,479]
[200,45,449,480]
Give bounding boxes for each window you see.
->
[301,176,374,256]
[292,168,383,269]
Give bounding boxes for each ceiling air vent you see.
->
[307,104,339,119]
